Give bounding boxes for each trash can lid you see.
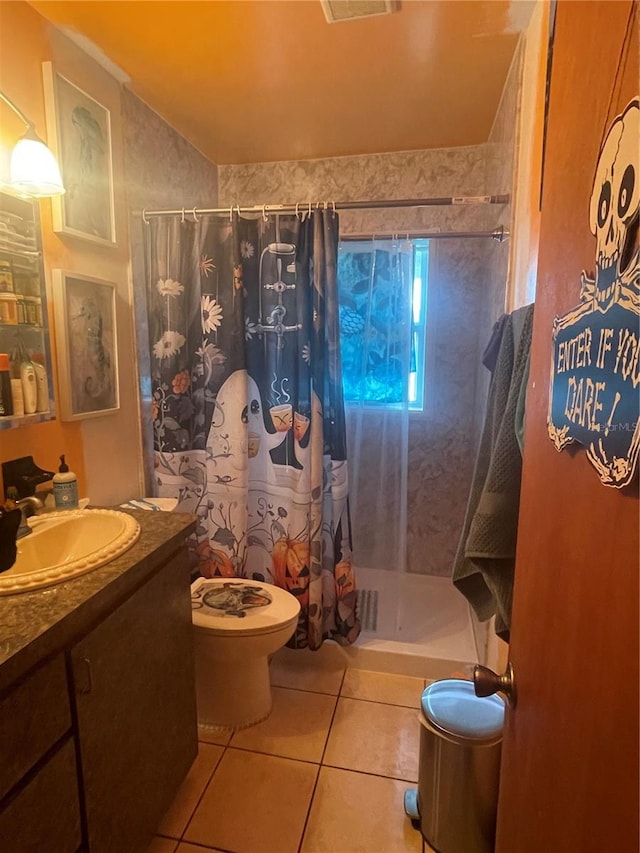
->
[421,679,505,740]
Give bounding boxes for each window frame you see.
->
[409,239,429,412]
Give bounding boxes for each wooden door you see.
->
[496,2,639,851]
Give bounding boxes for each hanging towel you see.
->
[452,303,534,641]
[119,497,179,512]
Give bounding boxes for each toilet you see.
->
[191,577,300,730]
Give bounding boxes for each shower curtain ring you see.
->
[295,201,301,220]
[142,208,149,225]
[262,204,268,222]
[308,201,312,217]
[192,207,200,222]
[331,200,336,216]
[181,208,186,223]
[229,206,233,222]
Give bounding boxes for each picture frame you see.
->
[42,62,116,246]
[52,270,119,421]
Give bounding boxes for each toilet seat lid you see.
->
[191,577,300,634]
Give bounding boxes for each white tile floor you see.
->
[147,660,439,853]
[147,571,479,852]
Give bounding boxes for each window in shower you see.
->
[337,238,429,411]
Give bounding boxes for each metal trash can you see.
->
[404,679,505,853]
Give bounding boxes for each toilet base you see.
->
[195,649,273,730]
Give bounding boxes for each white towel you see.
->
[119,497,178,512]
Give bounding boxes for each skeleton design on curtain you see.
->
[144,210,360,648]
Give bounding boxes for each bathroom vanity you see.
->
[0,510,198,853]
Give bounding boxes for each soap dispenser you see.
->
[53,455,79,510]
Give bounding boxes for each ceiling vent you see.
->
[321,1,400,24]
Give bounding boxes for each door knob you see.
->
[473,662,516,706]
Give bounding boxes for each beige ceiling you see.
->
[30,0,527,165]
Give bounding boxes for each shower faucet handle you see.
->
[265,280,296,293]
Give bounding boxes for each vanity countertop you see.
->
[0,509,197,693]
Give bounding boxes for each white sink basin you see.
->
[0,509,141,595]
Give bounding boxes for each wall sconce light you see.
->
[0,91,65,198]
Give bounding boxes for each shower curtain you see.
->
[338,239,414,573]
[144,210,360,649]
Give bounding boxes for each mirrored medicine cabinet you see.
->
[0,189,55,429]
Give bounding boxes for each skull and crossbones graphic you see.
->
[585,98,639,313]
[549,98,640,487]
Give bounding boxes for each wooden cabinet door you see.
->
[71,551,197,853]
[495,2,639,851]
[0,738,81,853]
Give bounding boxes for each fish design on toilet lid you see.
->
[195,582,273,618]
[191,577,300,633]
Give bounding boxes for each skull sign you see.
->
[588,98,639,311]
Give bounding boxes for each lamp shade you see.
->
[10,134,65,197]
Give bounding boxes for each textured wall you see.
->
[408,238,492,576]
[220,147,509,577]
[122,90,219,493]
[474,39,525,441]
[219,146,489,235]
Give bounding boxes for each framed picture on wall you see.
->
[52,270,119,421]
[42,62,116,246]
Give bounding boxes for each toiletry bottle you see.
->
[0,353,14,417]
[53,455,79,510]
[32,355,49,413]
[10,378,24,417]
[20,359,37,414]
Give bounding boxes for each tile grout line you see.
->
[222,743,322,766]
[321,760,418,786]
[174,736,231,846]
[295,666,347,853]
[339,693,422,710]
[273,680,423,710]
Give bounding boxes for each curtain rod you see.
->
[140,194,510,221]
[341,226,509,243]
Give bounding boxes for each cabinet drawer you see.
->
[0,737,81,853]
[0,655,71,799]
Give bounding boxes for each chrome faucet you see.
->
[15,495,45,539]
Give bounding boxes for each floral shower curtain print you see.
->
[144,210,360,649]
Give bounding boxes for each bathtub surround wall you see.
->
[220,145,509,578]
[122,90,219,495]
